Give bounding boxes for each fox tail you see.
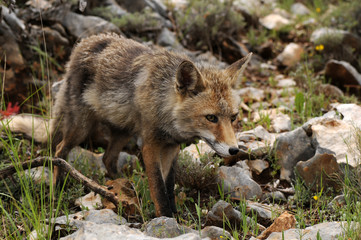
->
[2,114,51,143]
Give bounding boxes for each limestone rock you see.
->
[325,59,361,91]
[308,106,361,167]
[273,124,317,182]
[266,221,359,240]
[238,87,265,102]
[218,166,262,200]
[260,14,291,30]
[271,113,291,133]
[257,211,296,239]
[75,192,103,210]
[276,43,304,67]
[246,201,281,226]
[182,140,215,160]
[246,159,269,175]
[290,2,310,16]
[200,226,232,240]
[205,200,266,232]
[61,222,201,240]
[295,148,342,191]
[144,217,195,238]
[0,21,24,69]
[261,191,287,203]
[67,146,106,173]
[276,78,296,88]
[60,12,121,39]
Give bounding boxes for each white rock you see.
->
[260,13,291,30]
[234,0,276,17]
[75,192,102,210]
[276,78,296,88]
[272,113,291,133]
[308,104,361,167]
[310,27,347,43]
[290,2,310,15]
[266,221,359,240]
[238,87,265,102]
[182,140,215,160]
[26,166,50,185]
[276,43,304,67]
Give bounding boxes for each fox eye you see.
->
[231,114,238,122]
[205,114,218,123]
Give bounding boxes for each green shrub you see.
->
[174,0,245,51]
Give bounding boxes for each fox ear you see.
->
[225,52,252,89]
[176,60,205,95]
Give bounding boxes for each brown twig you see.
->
[0,157,120,208]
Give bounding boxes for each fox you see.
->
[5,33,251,217]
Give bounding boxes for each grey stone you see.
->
[273,124,317,182]
[310,28,361,49]
[195,52,228,69]
[60,12,121,39]
[0,21,24,69]
[290,3,310,16]
[103,0,128,18]
[205,200,265,232]
[61,222,202,240]
[325,59,361,90]
[1,6,26,35]
[266,221,359,240]
[295,148,342,191]
[200,226,232,240]
[261,191,287,203]
[246,202,279,226]
[144,217,195,238]
[234,0,276,18]
[317,83,344,99]
[218,166,262,200]
[67,146,106,173]
[25,166,50,185]
[54,209,127,226]
[157,28,181,49]
[120,0,167,18]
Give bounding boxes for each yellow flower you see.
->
[313,195,318,201]
[315,44,324,51]
[316,7,321,13]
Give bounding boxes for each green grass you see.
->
[2,1,361,238]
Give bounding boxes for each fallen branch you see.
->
[0,157,120,207]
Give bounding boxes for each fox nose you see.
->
[228,147,239,156]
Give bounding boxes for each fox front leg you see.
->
[142,142,179,217]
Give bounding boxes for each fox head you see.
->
[173,53,252,157]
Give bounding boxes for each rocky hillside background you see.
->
[1,0,361,239]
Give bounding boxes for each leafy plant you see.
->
[112,8,162,34]
[174,0,244,52]
[176,150,222,195]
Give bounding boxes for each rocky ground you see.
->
[1,0,361,239]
